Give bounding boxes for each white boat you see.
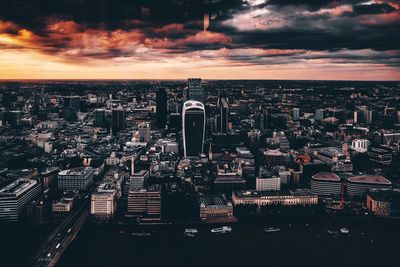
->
[340,228,350,234]
[211,226,232,234]
[131,232,151,237]
[184,228,198,237]
[263,227,280,233]
[184,228,198,234]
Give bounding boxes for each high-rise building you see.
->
[216,92,229,133]
[112,105,126,134]
[0,178,41,222]
[315,109,324,121]
[255,105,268,130]
[293,108,300,121]
[156,88,168,128]
[1,110,21,126]
[94,108,106,127]
[182,100,205,158]
[188,78,204,103]
[138,122,151,143]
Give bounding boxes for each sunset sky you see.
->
[0,0,399,80]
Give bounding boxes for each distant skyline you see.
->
[1,0,400,80]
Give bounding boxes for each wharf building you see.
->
[91,183,117,219]
[199,195,234,222]
[58,167,94,191]
[346,175,392,198]
[311,172,341,197]
[0,178,41,222]
[232,190,318,208]
[127,184,162,221]
[366,188,400,217]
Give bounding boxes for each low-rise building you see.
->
[232,190,318,207]
[199,195,234,221]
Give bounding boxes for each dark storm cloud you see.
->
[0,0,399,66]
[352,3,396,15]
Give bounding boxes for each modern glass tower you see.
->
[216,92,229,134]
[182,100,205,158]
[188,78,204,103]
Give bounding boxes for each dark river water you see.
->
[56,215,400,267]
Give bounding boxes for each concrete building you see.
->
[58,167,94,191]
[91,183,117,219]
[182,100,205,158]
[366,188,400,217]
[256,176,281,191]
[127,184,162,221]
[199,195,234,221]
[311,172,341,197]
[232,190,318,207]
[347,175,392,198]
[351,139,370,153]
[0,178,41,222]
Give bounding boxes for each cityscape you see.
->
[1,1,400,267]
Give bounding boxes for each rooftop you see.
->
[0,178,37,198]
[312,172,341,182]
[348,175,391,185]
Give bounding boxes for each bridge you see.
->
[31,199,89,267]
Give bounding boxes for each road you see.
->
[31,199,90,267]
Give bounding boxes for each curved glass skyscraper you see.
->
[182,100,205,158]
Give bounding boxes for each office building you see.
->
[216,92,229,133]
[130,170,149,191]
[351,139,370,153]
[58,167,94,191]
[91,183,117,219]
[0,178,41,222]
[182,100,205,158]
[256,176,281,191]
[232,190,318,207]
[156,88,168,128]
[293,108,300,121]
[347,175,391,198]
[367,146,392,165]
[255,108,268,130]
[138,122,151,143]
[311,172,341,197]
[94,108,106,127]
[199,195,234,221]
[2,110,21,126]
[127,184,162,221]
[366,188,400,217]
[188,78,204,103]
[112,105,126,134]
[315,109,324,121]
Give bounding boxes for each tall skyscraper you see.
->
[216,92,229,133]
[293,108,300,121]
[315,109,324,121]
[182,100,205,158]
[138,122,151,143]
[94,108,106,127]
[188,78,205,103]
[112,105,126,134]
[156,88,167,128]
[255,105,268,130]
